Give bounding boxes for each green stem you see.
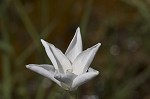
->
[67,91,78,99]
[40,0,49,29]
[0,7,11,99]
[80,0,93,39]
[14,0,41,48]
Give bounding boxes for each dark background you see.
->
[0,0,150,99]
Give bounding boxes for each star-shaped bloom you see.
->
[26,27,101,90]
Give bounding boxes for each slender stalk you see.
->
[112,67,150,99]
[40,0,49,29]
[80,0,93,39]
[14,0,41,48]
[67,91,78,99]
[15,20,58,66]
[0,41,13,53]
[121,0,150,23]
[36,84,46,99]
[15,0,75,65]
[0,8,11,99]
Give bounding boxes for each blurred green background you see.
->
[0,0,150,99]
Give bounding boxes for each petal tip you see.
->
[76,27,80,34]
[26,65,30,68]
[97,43,101,47]
[77,27,80,30]
[41,39,46,45]
[92,43,101,49]
[94,43,101,49]
[96,71,99,75]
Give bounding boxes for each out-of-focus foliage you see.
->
[0,0,150,99]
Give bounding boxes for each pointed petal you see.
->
[41,39,58,70]
[71,68,99,89]
[72,43,101,75]
[49,44,72,73]
[65,27,82,63]
[26,64,61,86]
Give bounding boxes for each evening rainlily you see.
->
[26,27,101,90]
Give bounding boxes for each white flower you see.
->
[26,27,101,90]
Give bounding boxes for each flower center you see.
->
[66,69,73,73]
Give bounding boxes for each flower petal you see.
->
[49,44,72,73]
[26,64,61,87]
[71,68,99,89]
[54,70,77,86]
[41,39,58,70]
[65,27,82,63]
[72,43,101,75]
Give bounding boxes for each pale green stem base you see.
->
[65,91,78,99]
